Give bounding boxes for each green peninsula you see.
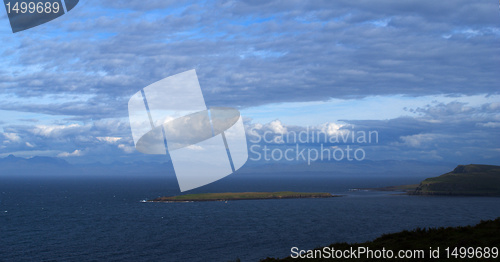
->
[411,164,500,196]
[370,164,500,196]
[148,191,337,202]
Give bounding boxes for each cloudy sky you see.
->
[0,0,498,165]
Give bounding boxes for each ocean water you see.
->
[1,174,500,262]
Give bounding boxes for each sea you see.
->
[1,173,500,262]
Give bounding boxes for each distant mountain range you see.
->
[240,159,456,179]
[0,155,174,177]
[0,154,456,179]
[0,154,70,167]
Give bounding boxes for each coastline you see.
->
[145,191,343,202]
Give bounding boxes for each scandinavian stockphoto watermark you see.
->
[128,70,248,192]
[247,125,379,165]
[127,70,378,191]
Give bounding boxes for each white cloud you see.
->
[57,150,84,157]
[318,122,346,136]
[266,120,287,134]
[186,144,204,151]
[118,144,135,153]
[33,124,89,138]
[3,133,21,143]
[478,122,500,128]
[96,137,122,143]
[398,134,443,148]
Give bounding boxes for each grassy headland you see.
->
[410,164,500,196]
[148,191,337,202]
[367,164,500,196]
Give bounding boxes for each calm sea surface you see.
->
[2,174,500,261]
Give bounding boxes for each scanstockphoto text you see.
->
[247,126,379,165]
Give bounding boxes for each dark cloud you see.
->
[344,101,500,164]
[0,0,498,118]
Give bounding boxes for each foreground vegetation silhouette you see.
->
[261,218,500,261]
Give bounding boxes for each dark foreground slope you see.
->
[261,218,500,261]
[411,164,500,196]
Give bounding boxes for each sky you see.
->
[0,0,499,165]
